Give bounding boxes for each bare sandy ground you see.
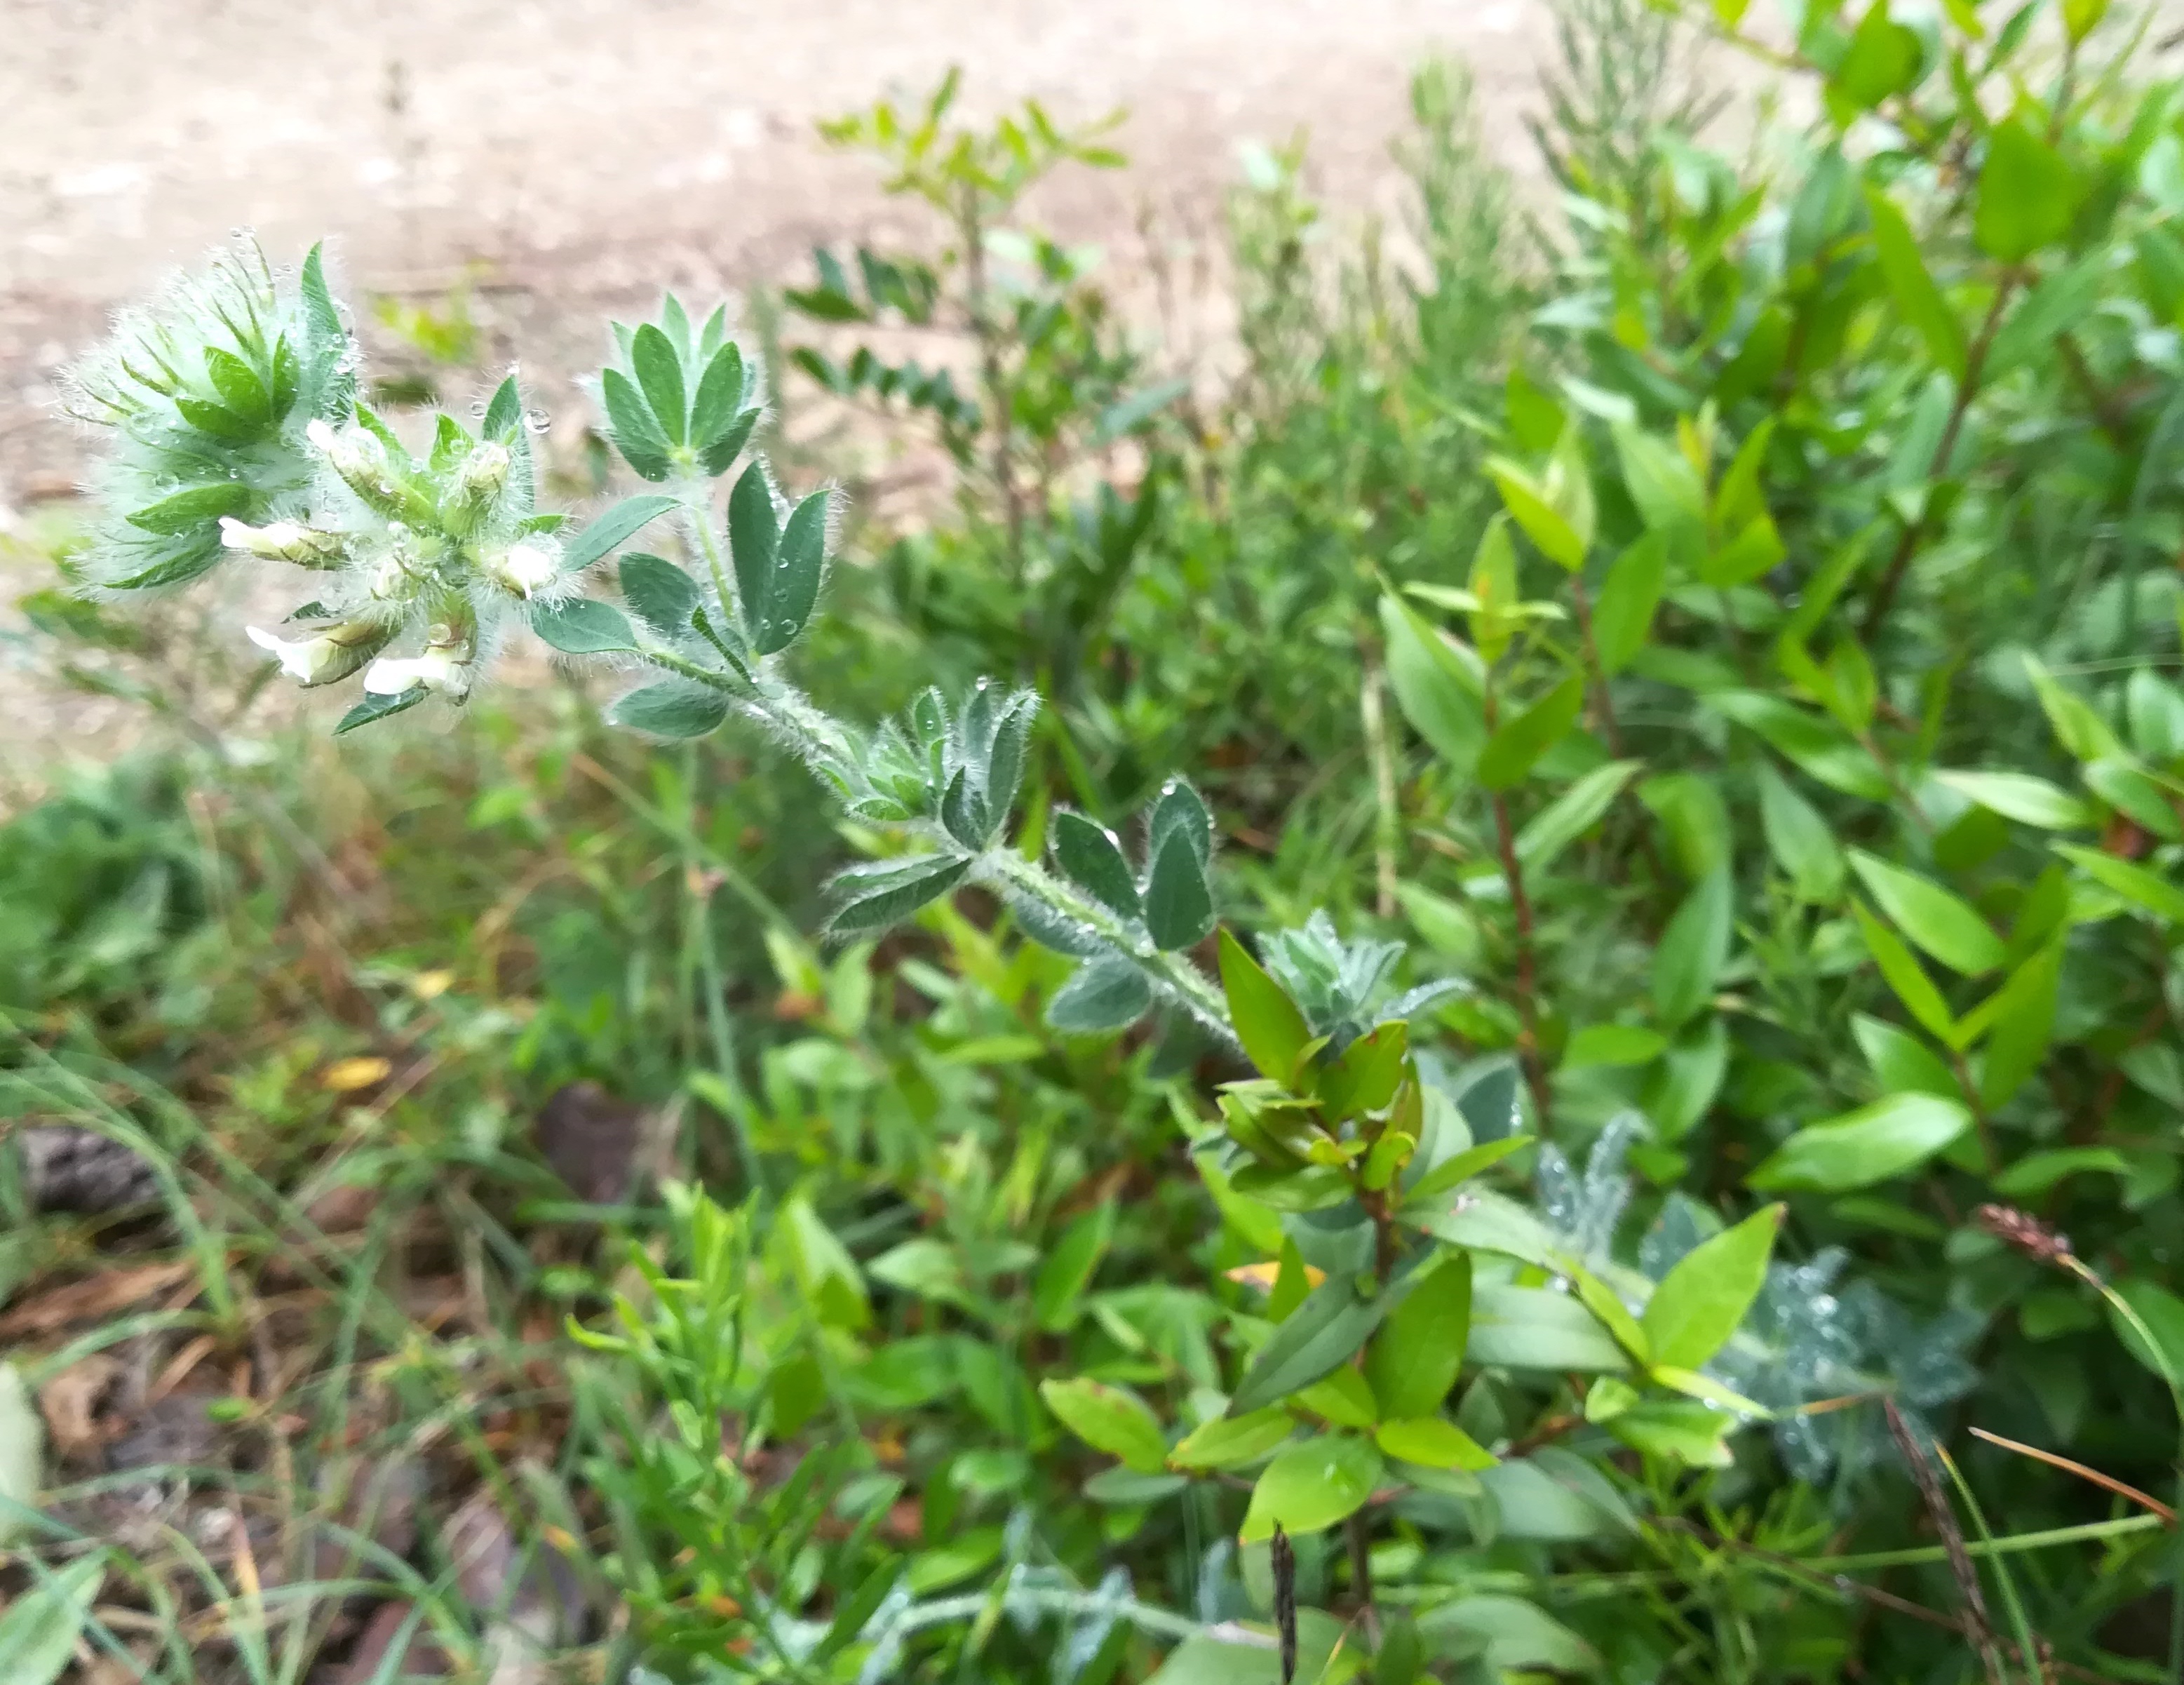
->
[0,0,1562,768]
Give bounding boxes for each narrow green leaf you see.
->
[333,685,426,735]
[1849,851,2007,976]
[1168,1409,1295,1470]
[2056,844,2184,925]
[1039,1378,1168,1474]
[532,598,640,654]
[609,680,730,739]
[1852,900,1959,1044]
[1592,533,1668,674]
[1230,1274,1388,1413]
[564,494,680,571]
[1865,187,1967,378]
[1976,115,2078,262]
[1046,956,1153,1034]
[1364,1252,1473,1421]
[1143,827,1214,951]
[829,856,971,934]
[619,553,700,636]
[1375,1416,1495,1471]
[600,367,674,479]
[1640,1204,1784,1371]
[1757,763,1845,900]
[0,1555,106,1685]
[1748,1093,1971,1191]
[1218,930,1312,1080]
[1517,760,1641,874]
[1977,940,2063,1110]
[728,462,781,641]
[1053,811,1140,919]
[1032,1203,1115,1331]
[1488,457,1586,570]
[630,323,688,444]
[744,488,828,654]
[1852,1014,1959,1098]
[1652,870,1732,1028]
[690,342,749,456]
[1467,1284,1630,1373]
[1380,594,1487,772]
[126,482,252,535]
[1480,673,1584,791]
[1934,770,2091,831]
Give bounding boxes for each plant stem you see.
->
[1861,274,2021,638]
[959,187,1026,591]
[1360,635,1400,919]
[1484,680,1553,1132]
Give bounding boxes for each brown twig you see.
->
[1862,276,2022,638]
[1885,1398,2009,1685]
[1968,1426,2178,1524]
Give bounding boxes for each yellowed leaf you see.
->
[412,970,454,1000]
[321,1056,393,1093]
[1225,1260,1326,1291]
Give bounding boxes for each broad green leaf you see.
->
[829,856,971,934]
[690,342,749,455]
[1143,827,1215,951]
[1849,852,2007,976]
[2085,759,2184,843]
[1467,1284,1630,1373]
[1380,595,1487,774]
[1401,1135,1532,1202]
[1488,457,1586,569]
[1831,0,1922,114]
[1652,869,1732,1028]
[1410,1188,1559,1269]
[2110,1279,2184,1385]
[0,1554,105,1685]
[1645,1016,1730,1143]
[126,482,252,535]
[1169,1408,1295,1470]
[1374,1415,1495,1471]
[1230,1273,1389,1413]
[1865,187,1967,377]
[619,553,701,637]
[1364,1252,1473,1421]
[1853,899,1958,1043]
[1640,1204,1784,1371]
[1701,513,1788,589]
[1417,1595,1596,1674]
[1219,930,1312,1081]
[1517,760,1641,873]
[1607,1399,1738,1468]
[609,681,729,739]
[563,493,681,571]
[1748,1093,1971,1192]
[1053,811,1140,919]
[2023,655,2126,763]
[1852,1014,1958,1099]
[1640,772,1732,881]
[1976,115,2078,262]
[532,598,640,654]
[1239,1435,1382,1541]
[1593,533,1667,674]
[1145,1610,1353,1685]
[1032,1203,1114,1331]
[1758,762,1845,900]
[1934,770,2092,831]
[1039,1378,1168,1474]
[631,323,689,444]
[2056,844,2184,925]
[1476,1452,1633,1540]
[1479,673,1585,791]
[728,460,781,636]
[1046,956,1153,1034]
[2062,0,2108,39]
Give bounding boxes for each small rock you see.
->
[532,1082,645,1207]
[18,1126,159,1214]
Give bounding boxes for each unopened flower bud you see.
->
[482,540,558,599]
[246,619,389,687]
[220,516,347,568]
[307,417,396,502]
[453,441,511,503]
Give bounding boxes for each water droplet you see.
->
[523,408,551,434]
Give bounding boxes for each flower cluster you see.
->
[66,241,579,727]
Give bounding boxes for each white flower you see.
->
[363,648,467,697]
[247,619,388,686]
[220,516,345,565]
[306,417,392,494]
[248,624,342,683]
[482,541,558,599]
